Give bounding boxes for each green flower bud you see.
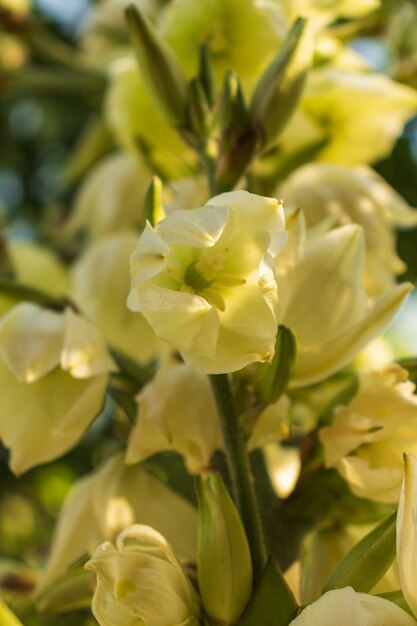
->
[250,17,312,150]
[197,474,253,624]
[126,5,188,128]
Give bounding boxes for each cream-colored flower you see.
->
[86,524,201,626]
[37,453,198,593]
[320,365,417,503]
[0,303,116,474]
[127,190,287,374]
[126,363,222,473]
[277,225,412,386]
[67,152,152,239]
[71,232,166,363]
[160,0,285,94]
[278,163,417,295]
[289,586,416,625]
[279,67,417,166]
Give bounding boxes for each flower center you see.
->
[182,250,245,312]
[205,22,230,58]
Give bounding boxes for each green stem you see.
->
[210,373,267,581]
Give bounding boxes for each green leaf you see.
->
[323,510,397,593]
[255,325,298,405]
[239,559,299,626]
[0,599,24,626]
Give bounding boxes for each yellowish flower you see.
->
[126,363,222,473]
[277,225,412,386]
[320,365,417,503]
[37,453,198,593]
[71,232,166,363]
[67,152,152,239]
[86,524,201,626]
[278,163,417,295]
[127,190,287,374]
[0,303,116,474]
[289,586,416,625]
[279,68,417,166]
[160,0,285,93]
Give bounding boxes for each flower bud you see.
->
[126,5,188,128]
[86,524,201,626]
[250,18,313,149]
[197,474,253,624]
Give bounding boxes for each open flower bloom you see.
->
[37,453,198,593]
[320,365,417,503]
[397,454,417,619]
[0,303,116,474]
[86,524,201,626]
[160,0,285,93]
[278,163,417,295]
[72,232,167,363]
[67,152,152,239]
[289,586,416,625]
[126,363,222,473]
[127,190,287,374]
[276,224,412,386]
[279,67,417,166]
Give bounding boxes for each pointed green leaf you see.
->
[323,510,397,593]
[239,559,298,626]
[255,325,298,405]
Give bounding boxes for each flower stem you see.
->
[210,373,267,581]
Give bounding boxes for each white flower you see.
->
[278,163,417,295]
[289,587,416,625]
[277,225,412,386]
[320,365,417,502]
[126,363,222,473]
[0,303,116,474]
[86,524,201,626]
[72,232,167,363]
[127,190,287,374]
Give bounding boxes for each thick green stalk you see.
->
[210,373,267,581]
